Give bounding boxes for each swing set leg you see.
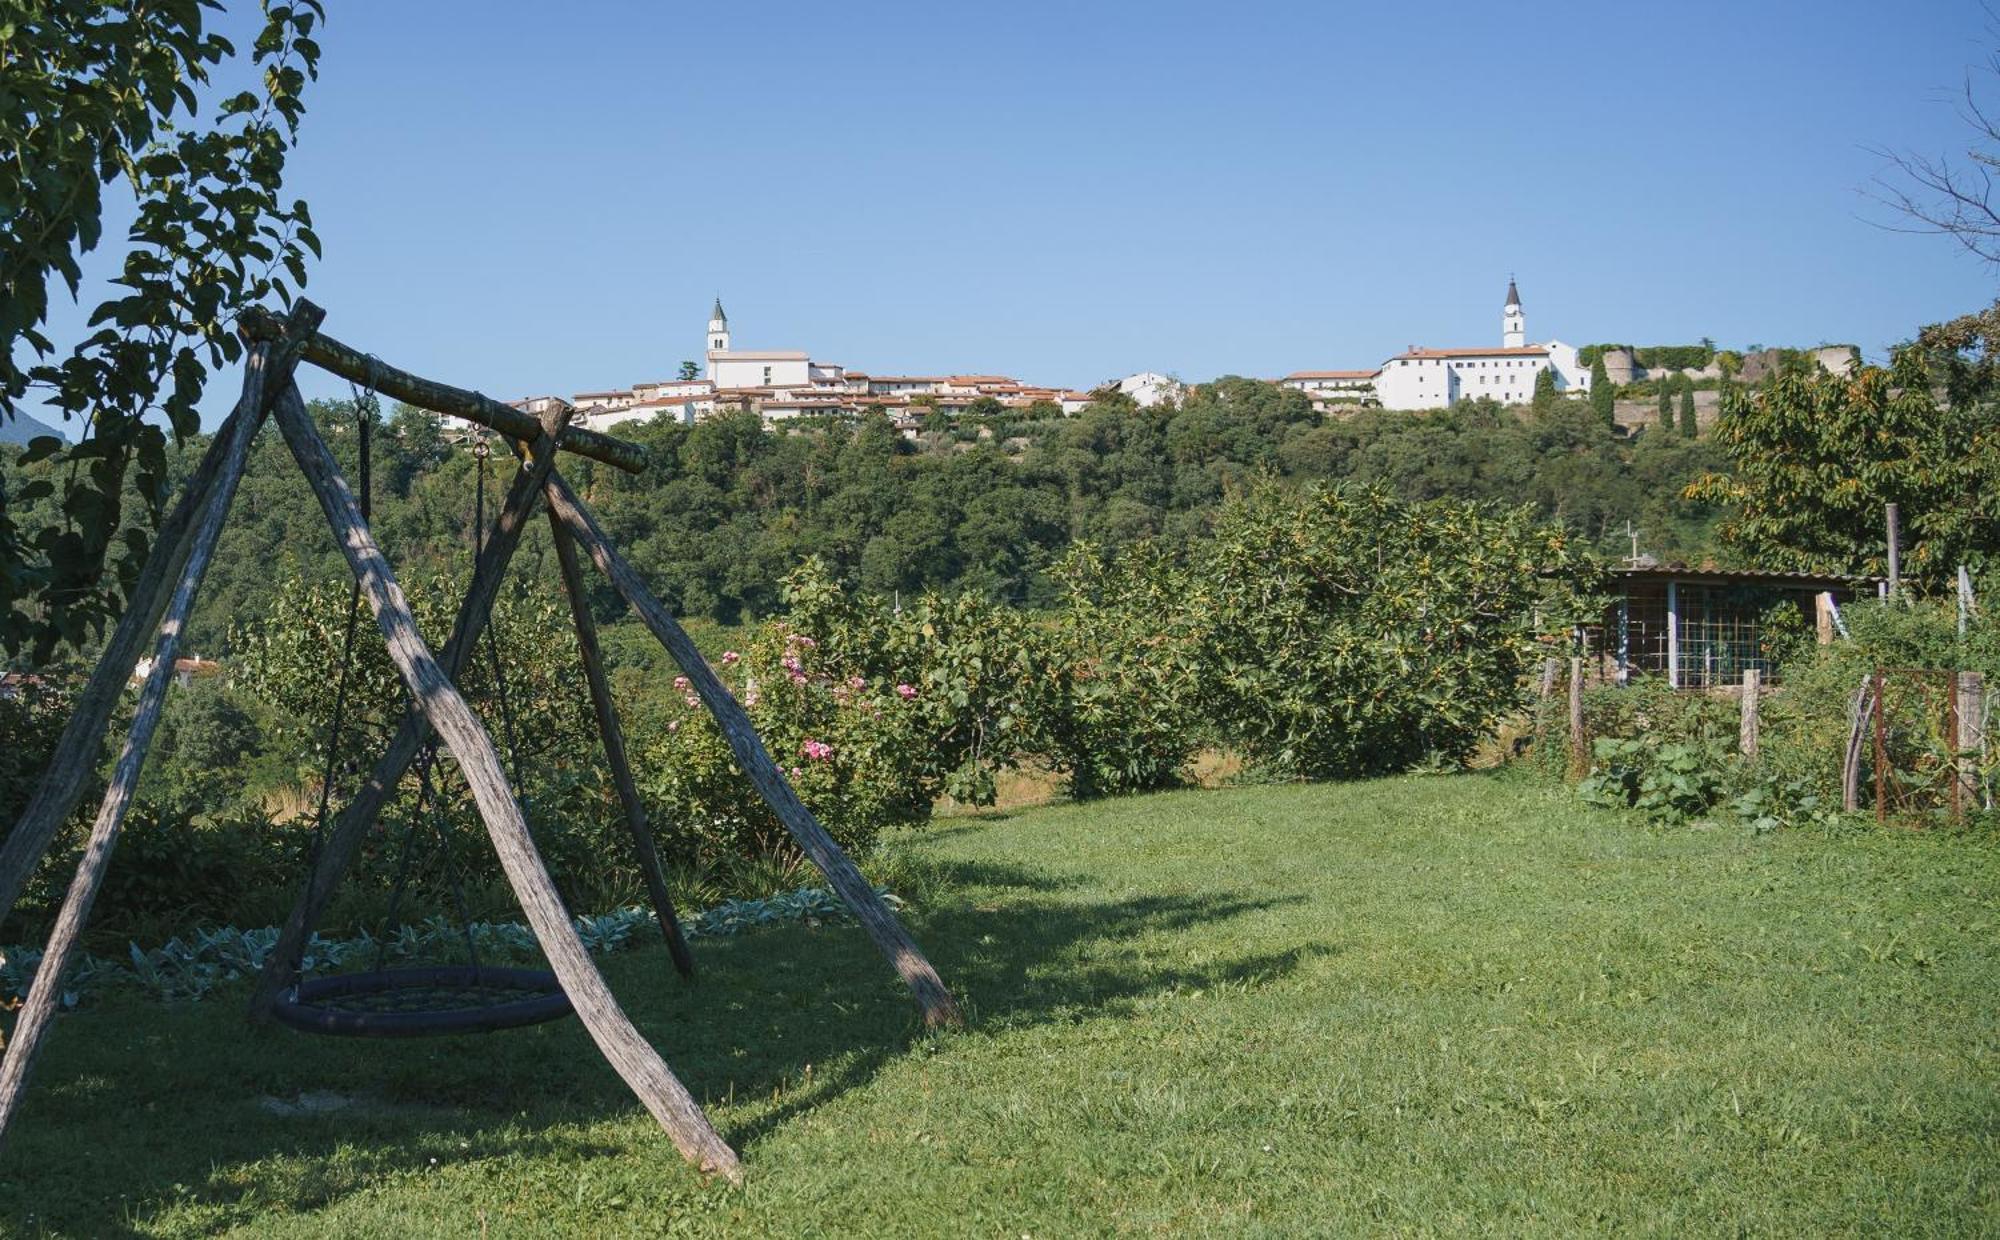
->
[247,405,575,1024]
[0,398,268,928]
[549,507,697,979]
[0,314,319,1155]
[269,385,741,1180]
[540,469,964,1030]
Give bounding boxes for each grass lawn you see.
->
[5,773,1997,1235]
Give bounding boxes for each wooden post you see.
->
[1567,656,1588,779]
[540,467,964,1029]
[1956,671,1982,821]
[1885,504,1901,598]
[0,404,247,927]
[1739,668,1760,759]
[1815,592,1835,645]
[1873,668,1888,823]
[249,403,576,1022]
[1665,579,1681,689]
[1533,655,1560,749]
[1842,675,1872,813]
[0,324,308,1155]
[549,498,696,980]
[267,385,740,1179]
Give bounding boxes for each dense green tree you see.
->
[678,360,700,381]
[1657,384,1674,433]
[1531,368,1558,415]
[1589,358,1615,428]
[1687,344,2000,585]
[1678,377,1698,437]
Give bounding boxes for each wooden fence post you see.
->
[1568,656,1588,779]
[1958,671,1984,819]
[1886,503,1901,598]
[1739,668,1760,759]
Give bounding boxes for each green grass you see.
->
[6,773,1997,1235]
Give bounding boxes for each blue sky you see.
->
[36,0,2000,426]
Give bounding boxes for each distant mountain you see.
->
[0,412,67,447]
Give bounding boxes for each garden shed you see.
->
[1598,567,1880,689]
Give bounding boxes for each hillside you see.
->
[0,411,65,446]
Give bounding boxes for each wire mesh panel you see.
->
[1868,668,1966,825]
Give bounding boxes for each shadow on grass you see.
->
[2,858,1314,1233]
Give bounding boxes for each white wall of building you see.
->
[710,351,812,389]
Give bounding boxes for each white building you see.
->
[1288,280,1592,412]
[1115,372,1187,408]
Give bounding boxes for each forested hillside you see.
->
[0,378,1719,653]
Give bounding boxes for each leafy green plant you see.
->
[1198,483,1597,779]
[2,1,324,660]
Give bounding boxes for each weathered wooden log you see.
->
[267,385,739,1179]
[237,303,645,474]
[1842,676,1872,813]
[248,404,575,1023]
[1739,668,1760,760]
[0,406,241,927]
[549,506,696,979]
[540,468,963,1029]
[0,321,309,1155]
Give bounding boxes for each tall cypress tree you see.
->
[1531,367,1557,415]
[1657,383,1673,432]
[1589,357,1615,428]
[1678,377,1698,437]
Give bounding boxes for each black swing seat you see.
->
[271,965,573,1038]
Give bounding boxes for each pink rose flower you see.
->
[896,683,918,700]
[848,675,866,690]
[685,694,701,708]
[721,650,741,664]
[800,738,834,761]
[673,675,690,691]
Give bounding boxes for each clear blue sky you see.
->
[40,0,2000,426]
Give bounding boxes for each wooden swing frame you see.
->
[0,300,961,1182]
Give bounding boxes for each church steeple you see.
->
[707,298,730,355]
[1502,277,1525,348]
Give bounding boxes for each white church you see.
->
[1283,280,1591,411]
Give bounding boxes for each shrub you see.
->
[1198,483,1596,779]
[1032,542,1208,798]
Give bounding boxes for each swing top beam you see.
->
[238,303,648,474]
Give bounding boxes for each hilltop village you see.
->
[515,282,1853,434]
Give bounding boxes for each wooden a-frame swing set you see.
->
[0,301,961,1181]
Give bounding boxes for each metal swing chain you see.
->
[370,436,533,977]
[371,741,485,974]
[288,386,375,983]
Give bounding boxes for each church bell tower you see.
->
[1502,278,1525,348]
[707,298,730,354]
